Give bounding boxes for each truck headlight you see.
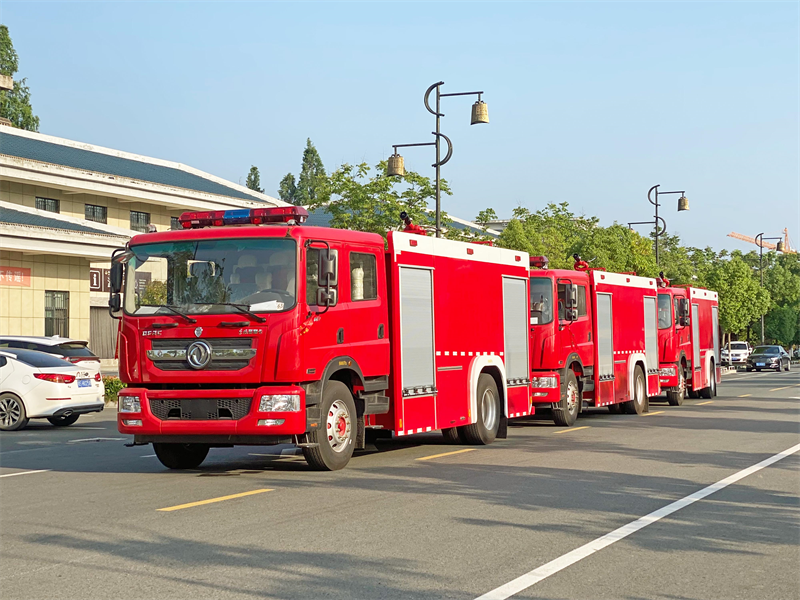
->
[119,395,141,413]
[531,376,558,388]
[259,394,300,412]
[659,366,676,376]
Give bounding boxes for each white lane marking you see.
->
[140,454,156,458]
[67,437,125,443]
[67,427,107,430]
[475,442,800,600]
[0,469,51,479]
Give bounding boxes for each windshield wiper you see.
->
[195,303,267,323]
[139,304,197,324]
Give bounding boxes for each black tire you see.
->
[303,381,357,471]
[785,362,791,372]
[0,393,28,431]
[153,443,210,469]
[441,427,462,444]
[47,414,80,427]
[462,373,501,445]
[607,403,622,414]
[700,362,716,399]
[667,367,685,407]
[553,370,580,427]
[755,368,761,372]
[623,366,647,415]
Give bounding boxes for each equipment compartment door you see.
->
[503,277,530,415]
[398,266,436,432]
[643,296,658,375]
[712,305,720,382]
[596,292,615,405]
[691,303,702,389]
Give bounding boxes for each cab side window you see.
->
[349,252,377,301]
[306,248,338,305]
[577,285,587,317]
[557,283,587,319]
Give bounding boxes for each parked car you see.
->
[0,349,104,431]
[746,346,791,372]
[721,341,751,366]
[0,336,101,379]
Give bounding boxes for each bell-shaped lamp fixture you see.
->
[677,195,689,211]
[471,100,489,125]
[776,240,785,252]
[387,153,405,177]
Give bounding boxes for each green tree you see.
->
[309,160,455,240]
[0,25,39,131]
[706,254,770,340]
[764,305,798,346]
[576,223,657,276]
[475,208,497,227]
[295,138,327,205]
[245,166,263,193]
[278,173,297,204]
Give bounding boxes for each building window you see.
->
[130,210,150,233]
[171,216,180,231]
[85,204,108,224]
[350,252,377,301]
[44,291,70,337]
[35,197,60,213]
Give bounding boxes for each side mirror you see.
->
[0,356,7,367]
[566,308,578,322]
[564,284,579,309]
[110,262,123,294]
[317,287,338,307]
[319,251,338,287]
[108,293,122,319]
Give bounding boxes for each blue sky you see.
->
[2,1,798,252]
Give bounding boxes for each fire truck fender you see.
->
[467,355,508,425]
[627,353,651,397]
[301,356,375,427]
[703,351,716,382]
[562,354,585,378]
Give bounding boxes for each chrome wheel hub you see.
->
[0,397,21,427]
[566,382,578,414]
[481,388,498,430]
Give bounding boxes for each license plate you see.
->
[78,379,91,388]
[756,363,765,367]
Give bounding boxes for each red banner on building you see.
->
[0,266,31,287]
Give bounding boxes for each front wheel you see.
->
[47,414,80,427]
[785,362,791,372]
[667,367,685,407]
[462,373,501,445]
[700,363,717,399]
[153,443,210,469]
[624,366,647,415]
[0,394,28,431]
[303,381,357,471]
[553,370,580,426]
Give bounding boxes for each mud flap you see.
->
[355,416,366,449]
[497,415,508,439]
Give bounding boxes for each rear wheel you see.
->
[0,394,28,431]
[700,362,717,399]
[667,367,685,407]
[303,381,357,471]
[153,443,210,469]
[552,370,580,427]
[47,414,80,427]
[624,366,647,415]
[441,427,465,444]
[462,373,501,445]
[607,403,622,414]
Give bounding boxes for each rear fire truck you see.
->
[527,257,661,426]
[109,207,532,470]
[656,278,720,404]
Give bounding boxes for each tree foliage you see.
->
[706,254,770,337]
[277,139,327,206]
[245,166,263,193]
[278,173,297,204]
[0,25,39,132]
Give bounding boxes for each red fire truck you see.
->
[109,206,532,470]
[527,257,661,426]
[656,280,721,404]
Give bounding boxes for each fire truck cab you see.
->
[528,257,661,426]
[110,207,532,471]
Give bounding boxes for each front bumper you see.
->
[659,365,679,387]
[529,372,561,404]
[117,386,307,441]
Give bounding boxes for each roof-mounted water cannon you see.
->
[530,256,549,269]
[657,271,670,288]
[179,206,309,229]
[573,254,590,271]
[400,211,428,236]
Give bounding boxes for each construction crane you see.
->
[728,228,797,254]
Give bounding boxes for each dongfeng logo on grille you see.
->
[186,340,212,369]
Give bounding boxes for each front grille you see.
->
[149,397,252,420]
[147,338,255,371]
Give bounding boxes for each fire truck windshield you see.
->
[529,277,553,325]
[658,293,672,329]
[123,238,297,316]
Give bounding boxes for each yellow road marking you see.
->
[417,448,475,461]
[553,425,591,435]
[643,410,665,417]
[697,400,714,406]
[739,394,751,398]
[157,489,273,512]
[770,386,790,391]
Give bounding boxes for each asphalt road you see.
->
[1,371,798,600]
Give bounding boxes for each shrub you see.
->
[103,376,126,404]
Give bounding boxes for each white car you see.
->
[0,336,102,380]
[721,341,751,366]
[0,349,105,431]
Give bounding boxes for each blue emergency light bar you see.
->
[179,206,309,229]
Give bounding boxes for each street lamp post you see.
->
[755,232,785,344]
[388,81,488,238]
[628,185,689,266]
